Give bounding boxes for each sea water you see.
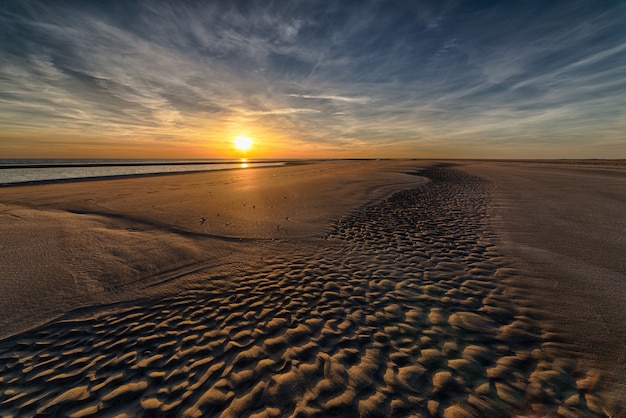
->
[0,159,285,185]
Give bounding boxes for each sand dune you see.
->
[1,163,618,416]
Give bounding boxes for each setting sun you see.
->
[234,135,253,151]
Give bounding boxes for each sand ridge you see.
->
[0,167,611,417]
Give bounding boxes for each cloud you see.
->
[287,94,372,104]
[0,0,625,157]
[244,108,321,116]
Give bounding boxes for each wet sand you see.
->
[0,160,426,337]
[0,160,623,416]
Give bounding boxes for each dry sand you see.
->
[459,160,626,414]
[0,160,623,417]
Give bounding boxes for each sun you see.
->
[234,135,253,151]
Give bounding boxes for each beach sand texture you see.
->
[0,161,623,417]
[0,161,426,337]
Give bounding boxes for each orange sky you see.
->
[1,2,625,159]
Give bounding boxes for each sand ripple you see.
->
[0,168,609,417]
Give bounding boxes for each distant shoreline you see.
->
[0,158,383,170]
[0,161,297,187]
[1,157,624,170]
[0,166,271,187]
[2,157,624,188]
[0,159,289,170]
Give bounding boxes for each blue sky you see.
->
[1,0,624,158]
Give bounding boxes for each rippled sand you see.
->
[0,162,621,417]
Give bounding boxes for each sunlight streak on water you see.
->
[0,160,283,185]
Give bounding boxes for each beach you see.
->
[0,160,623,416]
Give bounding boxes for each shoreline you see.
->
[0,160,268,170]
[0,161,301,188]
[0,164,285,188]
[2,158,624,188]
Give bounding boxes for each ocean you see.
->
[0,159,286,186]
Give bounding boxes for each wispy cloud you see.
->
[244,108,321,116]
[287,94,372,104]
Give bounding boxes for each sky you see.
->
[1,0,625,159]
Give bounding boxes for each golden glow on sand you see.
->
[234,135,253,151]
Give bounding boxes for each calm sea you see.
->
[0,159,286,186]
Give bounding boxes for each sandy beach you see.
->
[0,160,624,417]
